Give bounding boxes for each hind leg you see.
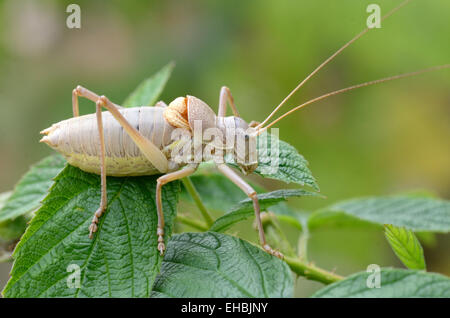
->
[70,86,170,239]
[88,99,108,238]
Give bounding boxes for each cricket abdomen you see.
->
[41,107,176,176]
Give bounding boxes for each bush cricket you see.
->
[39,0,448,258]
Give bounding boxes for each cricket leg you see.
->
[156,164,199,255]
[156,101,168,107]
[88,99,108,238]
[72,85,169,173]
[72,86,123,117]
[71,86,170,239]
[216,163,283,259]
[218,86,240,118]
[72,88,80,117]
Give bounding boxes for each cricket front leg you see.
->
[216,163,283,259]
[88,99,108,238]
[156,164,199,255]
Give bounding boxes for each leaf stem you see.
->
[181,177,214,227]
[263,212,296,256]
[176,214,209,232]
[297,220,310,261]
[284,256,344,285]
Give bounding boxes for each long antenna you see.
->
[257,64,450,135]
[256,0,412,130]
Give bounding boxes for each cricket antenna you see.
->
[256,0,412,130]
[257,64,450,135]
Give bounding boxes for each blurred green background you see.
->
[0,0,449,296]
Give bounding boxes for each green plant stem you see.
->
[263,212,296,257]
[284,256,344,285]
[297,225,309,261]
[176,214,209,232]
[182,177,214,226]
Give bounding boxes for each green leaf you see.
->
[151,232,293,297]
[123,62,174,107]
[312,268,450,297]
[258,202,306,231]
[308,210,380,231]
[2,165,180,297]
[210,189,318,232]
[179,167,307,231]
[226,133,319,190]
[0,155,66,223]
[0,217,27,242]
[0,192,14,262]
[180,165,264,212]
[0,192,24,242]
[181,172,246,212]
[308,195,450,232]
[0,192,11,209]
[384,225,426,270]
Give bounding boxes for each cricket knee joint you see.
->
[221,86,230,93]
[99,95,108,105]
[74,85,86,96]
[156,178,166,189]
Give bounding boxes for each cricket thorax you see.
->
[162,96,258,173]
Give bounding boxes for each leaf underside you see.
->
[3,165,180,298]
[180,171,250,212]
[226,133,319,190]
[210,189,318,232]
[309,196,450,232]
[0,154,66,223]
[151,232,293,298]
[312,268,450,298]
[123,62,174,107]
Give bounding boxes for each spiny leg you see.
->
[71,85,170,239]
[72,85,123,118]
[156,164,199,255]
[89,99,108,238]
[73,85,168,173]
[218,86,240,118]
[216,163,283,259]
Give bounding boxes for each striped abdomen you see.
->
[40,107,176,176]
